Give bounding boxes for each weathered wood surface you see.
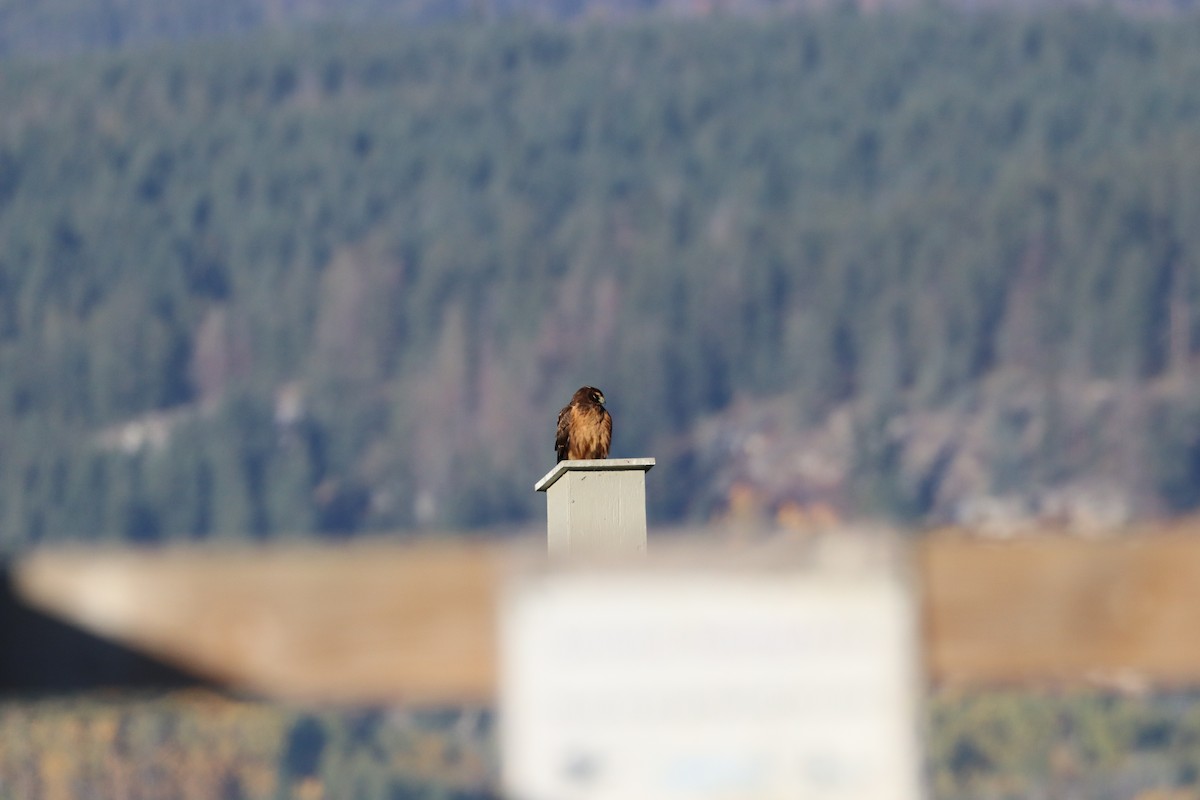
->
[919,531,1200,688]
[14,530,1200,701]
[13,541,502,703]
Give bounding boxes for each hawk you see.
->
[555,386,612,462]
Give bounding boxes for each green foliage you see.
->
[8,688,1200,797]
[0,693,495,799]
[4,10,1200,543]
[927,690,1200,799]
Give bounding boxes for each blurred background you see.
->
[5,0,1200,796]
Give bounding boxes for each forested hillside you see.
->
[3,0,1197,59]
[4,9,1200,547]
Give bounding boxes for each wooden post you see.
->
[534,458,655,555]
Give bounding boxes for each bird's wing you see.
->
[555,404,571,462]
[599,408,612,458]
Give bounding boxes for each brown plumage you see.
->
[555,386,612,462]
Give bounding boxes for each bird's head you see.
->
[577,386,606,406]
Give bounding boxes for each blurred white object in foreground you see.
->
[500,534,923,800]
